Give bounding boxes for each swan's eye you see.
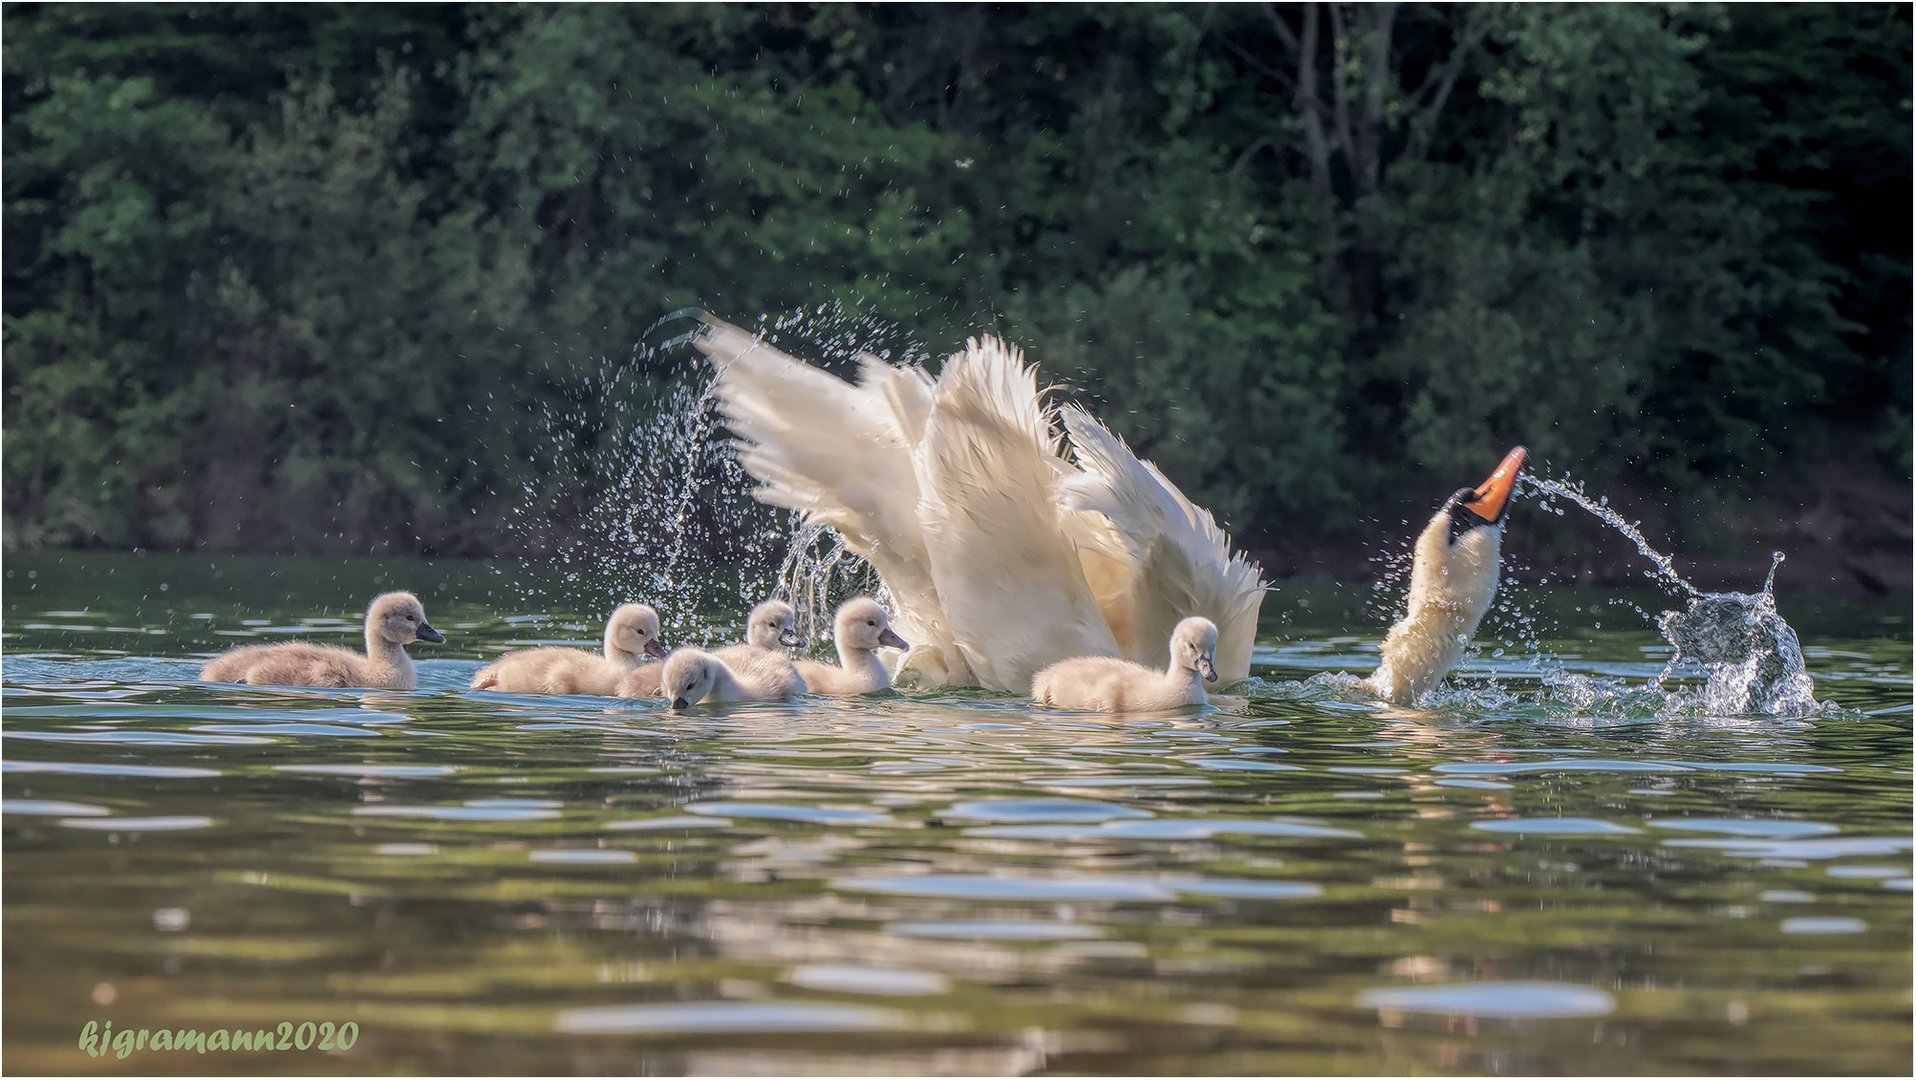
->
[867,620,877,627]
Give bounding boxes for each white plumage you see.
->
[700,317,1268,692]
[1366,446,1527,705]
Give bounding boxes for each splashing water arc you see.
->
[1520,475,1820,715]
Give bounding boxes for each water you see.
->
[1522,474,1822,716]
[512,307,924,651]
[4,552,1910,1074]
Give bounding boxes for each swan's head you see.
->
[835,597,909,652]
[608,603,668,659]
[745,600,805,650]
[1171,616,1220,682]
[1412,446,1527,607]
[661,649,721,710]
[370,592,444,645]
[1443,446,1526,537]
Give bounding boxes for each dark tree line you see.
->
[4,3,1908,565]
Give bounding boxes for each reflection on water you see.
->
[2,553,1910,1075]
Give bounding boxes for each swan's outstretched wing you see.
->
[915,339,1121,691]
[697,317,959,669]
[1055,405,1267,681]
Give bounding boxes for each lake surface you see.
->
[3,552,1909,1075]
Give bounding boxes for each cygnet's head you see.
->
[744,600,804,650]
[834,597,909,652]
[661,649,720,710]
[369,591,444,646]
[1171,616,1220,682]
[608,603,668,659]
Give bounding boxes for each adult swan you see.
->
[695,316,1266,692]
[695,315,1524,705]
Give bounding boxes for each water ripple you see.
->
[1471,818,1642,836]
[1357,981,1616,1018]
[555,1001,903,1034]
[940,798,1153,824]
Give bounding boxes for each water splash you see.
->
[1520,474,1820,716]
[1519,474,1697,596]
[1655,553,1818,715]
[774,521,885,645]
[508,330,784,646]
[506,303,925,651]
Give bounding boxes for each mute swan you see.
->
[200,592,444,690]
[713,599,806,665]
[711,598,809,695]
[1365,447,1527,705]
[469,603,668,696]
[655,647,806,709]
[1032,616,1219,713]
[697,315,1265,693]
[792,597,909,695]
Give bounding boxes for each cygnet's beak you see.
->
[779,630,805,648]
[1457,446,1527,526]
[670,696,689,711]
[416,623,446,644]
[645,639,670,659]
[1198,655,1218,682]
[878,628,910,651]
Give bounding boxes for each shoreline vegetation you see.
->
[4,6,1908,593]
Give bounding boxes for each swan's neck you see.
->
[1164,658,1200,687]
[604,628,639,667]
[707,663,748,703]
[365,624,414,689]
[1162,659,1206,703]
[1369,518,1503,705]
[837,640,889,688]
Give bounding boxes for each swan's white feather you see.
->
[1055,405,1266,681]
[914,338,1120,690]
[703,315,1265,693]
[698,316,959,667]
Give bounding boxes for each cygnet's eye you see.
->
[867,620,877,627]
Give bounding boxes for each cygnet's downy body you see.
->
[1030,616,1219,713]
[470,603,667,696]
[201,592,445,691]
[793,597,909,695]
[655,647,807,709]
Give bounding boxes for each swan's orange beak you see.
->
[1460,446,1526,525]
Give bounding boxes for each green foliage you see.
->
[2,3,1908,557]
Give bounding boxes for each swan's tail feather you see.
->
[1055,404,1267,681]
